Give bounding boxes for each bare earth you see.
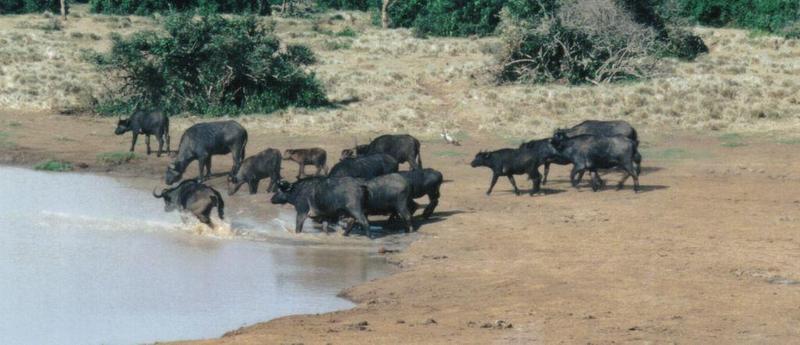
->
[2,110,800,344]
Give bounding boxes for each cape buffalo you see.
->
[227,148,282,195]
[153,179,224,226]
[397,168,443,219]
[165,120,248,185]
[519,138,574,186]
[114,109,170,157]
[470,148,544,196]
[329,153,399,179]
[359,173,414,234]
[559,120,639,144]
[270,177,370,236]
[284,148,328,178]
[343,134,422,170]
[550,131,640,192]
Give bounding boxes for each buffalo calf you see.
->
[284,148,328,178]
[470,148,543,196]
[228,148,282,195]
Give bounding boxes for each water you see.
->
[0,167,388,345]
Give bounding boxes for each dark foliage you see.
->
[89,0,272,15]
[93,14,327,116]
[0,0,62,14]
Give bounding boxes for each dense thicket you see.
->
[674,0,799,33]
[92,14,327,115]
[89,0,272,15]
[315,0,374,11]
[0,0,62,14]
[494,0,708,85]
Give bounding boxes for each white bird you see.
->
[441,128,461,146]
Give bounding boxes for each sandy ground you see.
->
[2,110,800,344]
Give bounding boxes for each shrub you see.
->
[494,0,707,85]
[34,160,72,172]
[286,44,318,65]
[0,0,62,14]
[89,0,272,15]
[315,0,375,11]
[674,0,800,33]
[93,14,327,116]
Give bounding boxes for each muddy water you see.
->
[0,167,389,345]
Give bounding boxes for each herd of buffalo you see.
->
[114,109,642,238]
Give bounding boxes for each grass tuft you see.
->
[96,151,137,165]
[34,160,73,172]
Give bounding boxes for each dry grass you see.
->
[1,6,800,139]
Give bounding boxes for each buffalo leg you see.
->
[570,166,583,188]
[397,205,413,233]
[265,177,276,193]
[197,157,207,181]
[196,209,212,227]
[295,211,308,233]
[621,160,640,193]
[129,132,138,152]
[542,162,550,185]
[145,135,151,155]
[486,174,499,195]
[591,171,601,192]
[530,168,542,195]
[321,164,329,175]
[617,172,630,190]
[205,157,213,180]
[507,175,521,196]
[248,180,258,194]
[165,134,171,154]
[298,162,306,178]
[156,132,164,157]
[315,164,325,176]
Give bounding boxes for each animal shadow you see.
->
[346,209,469,239]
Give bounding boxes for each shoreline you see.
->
[4,111,800,343]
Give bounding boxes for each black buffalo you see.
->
[227,148,282,195]
[329,153,399,179]
[551,131,640,192]
[359,173,414,234]
[397,168,443,219]
[165,120,248,185]
[114,109,170,157]
[342,134,422,170]
[519,138,574,186]
[559,120,638,144]
[470,148,544,196]
[153,179,224,226]
[270,177,370,236]
[284,148,328,178]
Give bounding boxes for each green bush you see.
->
[315,0,374,11]
[286,44,318,65]
[674,0,800,33]
[89,0,271,15]
[0,0,62,14]
[494,0,707,85]
[94,14,328,116]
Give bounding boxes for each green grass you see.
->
[434,150,466,157]
[97,151,137,165]
[336,26,358,37]
[719,133,747,148]
[0,131,15,149]
[775,137,800,145]
[322,39,352,50]
[640,148,712,160]
[34,160,73,172]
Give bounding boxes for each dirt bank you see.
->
[2,110,800,344]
